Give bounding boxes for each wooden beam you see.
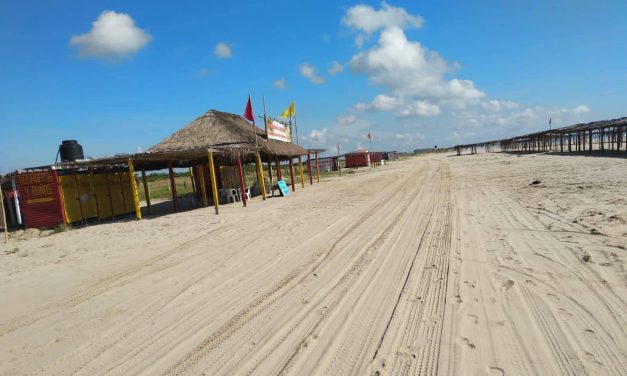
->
[298,156,305,188]
[141,170,152,214]
[127,158,142,220]
[315,151,320,182]
[197,165,208,207]
[208,149,219,214]
[168,161,178,213]
[267,157,274,197]
[237,154,247,207]
[289,158,296,192]
[275,158,282,181]
[307,153,313,185]
[255,151,267,201]
[0,185,8,243]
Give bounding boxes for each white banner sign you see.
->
[267,119,291,142]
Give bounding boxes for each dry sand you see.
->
[0,152,625,375]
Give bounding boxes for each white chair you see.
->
[219,189,240,204]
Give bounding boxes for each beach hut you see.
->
[369,152,383,166]
[310,157,334,173]
[382,151,398,161]
[345,149,370,168]
[147,110,307,199]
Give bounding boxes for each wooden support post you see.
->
[289,158,296,192]
[298,156,305,188]
[141,170,151,214]
[1,186,8,243]
[255,151,267,200]
[168,161,178,213]
[275,158,282,180]
[197,165,208,207]
[267,157,273,197]
[189,167,196,195]
[600,128,605,151]
[568,132,572,152]
[208,149,219,215]
[315,151,320,182]
[307,153,313,185]
[560,133,563,153]
[237,154,247,207]
[582,131,585,151]
[128,158,142,220]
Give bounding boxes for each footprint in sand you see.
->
[459,337,476,349]
[583,351,603,366]
[467,314,479,324]
[558,308,573,319]
[488,366,505,375]
[501,280,515,290]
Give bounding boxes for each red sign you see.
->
[16,171,66,228]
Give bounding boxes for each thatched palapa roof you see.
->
[148,110,306,158]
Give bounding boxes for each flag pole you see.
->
[263,96,268,138]
[263,96,272,196]
[250,94,258,147]
[294,106,305,188]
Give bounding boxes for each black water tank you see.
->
[59,140,84,162]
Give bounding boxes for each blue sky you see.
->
[1,0,626,172]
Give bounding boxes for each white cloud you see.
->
[273,78,287,89]
[343,2,423,34]
[214,42,232,58]
[397,100,440,117]
[355,34,366,48]
[322,32,331,42]
[454,104,593,135]
[337,114,357,125]
[328,61,344,75]
[481,99,519,112]
[573,104,590,113]
[70,10,151,59]
[307,128,330,145]
[349,27,484,106]
[354,94,403,111]
[196,68,209,77]
[299,62,325,84]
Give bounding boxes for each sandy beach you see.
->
[1,152,626,375]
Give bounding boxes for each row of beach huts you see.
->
[1,110,399,233]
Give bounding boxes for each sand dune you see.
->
[1,152,625,375]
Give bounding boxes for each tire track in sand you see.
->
[161,162,429,376]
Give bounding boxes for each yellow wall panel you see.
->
[76,174,97,219]
[93,174,113,219]
[59,175,81,223]
[107,173,124,216]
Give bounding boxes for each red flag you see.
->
[368,132,371,141]
[244,95,255,125]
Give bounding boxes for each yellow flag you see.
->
[279,101,295,118]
